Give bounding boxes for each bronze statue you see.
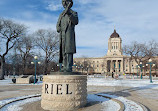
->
[56,0,78,72]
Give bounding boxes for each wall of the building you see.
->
[74,57,158,75]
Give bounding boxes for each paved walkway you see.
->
[0,78,158,111]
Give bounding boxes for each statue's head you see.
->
[62,0,73,9]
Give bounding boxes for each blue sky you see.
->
[0,0,158,58]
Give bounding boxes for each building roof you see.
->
[110,29,120,38]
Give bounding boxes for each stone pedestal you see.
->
[41,72,87,111]
[16,75,33,84]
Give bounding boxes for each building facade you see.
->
[74,29,157,75]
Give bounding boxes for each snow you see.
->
[1,75,157,111]
[1,97,41,111]
[0,94,40,107]
[0,78,42,86]
[1,94,142,111]
[1,75,158,89]
[88,94,120,111]
[0,78,12,85]
[1,94,120,111]
[98,93,143,111]
[88,76,158,89]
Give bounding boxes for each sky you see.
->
[0,0,158,58]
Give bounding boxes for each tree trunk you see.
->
[44,60,48,75]
[22,60,26,75]
[0,57,5,80]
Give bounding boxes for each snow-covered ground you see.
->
[97,93,144,111]
[0,94,120,111]
[87,94,120,111]
[0,75,158,111]
[0,93,145,111]
[0,95,41,111]
[1,76,158,88]
[88,76,158,89]
[0,94,41,107]
[0,78,42,86]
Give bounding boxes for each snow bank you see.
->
[1,97,41,111]
[88,77,158,89]
[0,94,40,107]
[1,94,120,111]
[98,93,143,111]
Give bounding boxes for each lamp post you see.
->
[138,62,143,79]
[72,63,77,72]
[143,65,145,76]
[31,56,41,84]
[132,66,134,79]
[114,62,116,72]
[57,63,62,71]
[119,62,120,72]
[87,65,89,75]
[146,59,155,83]
[81,66,83,73]
[136,64,139,78]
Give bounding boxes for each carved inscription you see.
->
[44,84,72,95]
[45,84,49,94]
[66,84,72,94]
[57,84,63,95]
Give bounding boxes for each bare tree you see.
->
[123,41,146,64]
[144,40,158,59]
[34,29,59,74]
[123,41,158,64]
[0,18,26,80]
[16,35,34,74]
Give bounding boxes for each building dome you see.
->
[110,29,120,38]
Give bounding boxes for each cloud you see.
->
[13,19,56,33]
[0,0,158,57]
[45,0,62,11]
[46,3,62,11]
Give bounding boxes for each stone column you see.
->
[116,60,118,69]
[118,41,120,50]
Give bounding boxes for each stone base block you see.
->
[16,75,33,84]
[41,73,87,111]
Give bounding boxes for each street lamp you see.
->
[87,65,89,75]
[31,56,41,84]
[146,59,155,83]
[136,64,139,78]
[114,62,116,72]
[57,63,63,71]
[72,63,77,72]
[132,66,134,78]
[138,62,143,79]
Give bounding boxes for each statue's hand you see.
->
[63,2,71,16]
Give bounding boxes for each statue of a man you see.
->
[56,0,78,72]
